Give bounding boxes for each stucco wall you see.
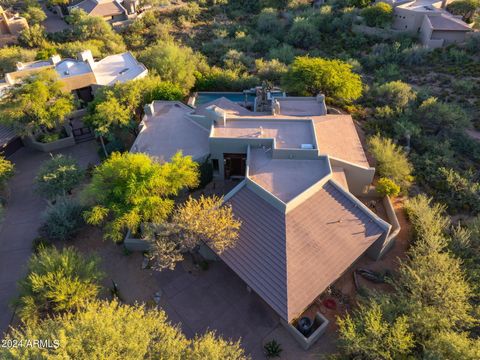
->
[328,157,375,196]
[431,29,467,44]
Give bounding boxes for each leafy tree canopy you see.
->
[2,300,249,359]
[0,70,74,137]
[150,195,242,270]
[138,41,206,95]
[282,56,363,102]
[35,154,84,201]
[83,152,199,242]
[16,246,103,323]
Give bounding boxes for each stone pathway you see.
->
[0,142,99,336]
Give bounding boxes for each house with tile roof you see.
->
[382,0,472,47]
[131,95,399,324]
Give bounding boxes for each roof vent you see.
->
[301,144,314,149]
[64,70,70,75]
[119,68,129,75]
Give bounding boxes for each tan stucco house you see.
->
[0,6,28,47]
[131,96,400,324]
[382,0,472,47]
[1,50,148,102]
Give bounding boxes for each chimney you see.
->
[50,54,61,65]
[77,50,94,67]
[144,102,155,117]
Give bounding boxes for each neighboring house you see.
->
[131,96,399,324]
[2,50,148,102]
[0,6,28,47]
[382,0,472,47]
[69,0,138,22]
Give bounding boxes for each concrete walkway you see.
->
[0,142,99,336]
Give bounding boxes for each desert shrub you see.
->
[286,16,320,49]
[17,246,103,322]
[40,198,84,241]
[376,177,401,197]
[361,3,393,28]
[0,155,14,189]
[374,81,416,110]
[368,135,413,190]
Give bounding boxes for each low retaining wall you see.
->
[23,126,75,152]
[352,24,406,39]
[124,229,151,252]
[281,312,329,350]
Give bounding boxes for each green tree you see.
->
[368,135,413,190]
[416,97,470,135]
[361,3,393,27]
[0,46,36,75]
[424,331,480,360]
[150,195,242,270]
[2,300,248,359]
[16,246,103,323]
[35,154,84,201]
[18,24,48,48]
[447,0,480,23]
[0,70,74,137]
[337,301,414,360]
[138,41,205,95]
[83,152,199,242]
[282,56,363,102]
[66,8,126,56]
[21,6,47,25]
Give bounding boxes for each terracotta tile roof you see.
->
[314,115,370,167]
[427,14,471,31]
[222,182,385,322]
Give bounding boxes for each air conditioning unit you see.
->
[301,144,314,149]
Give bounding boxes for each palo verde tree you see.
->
[282,56,363,103]
[149,195,242,270]
[0,70,74,137]
[83,152,199,242]
[368,135,413,190]
[2,300,249,359]
[16,246,103,323]
[35,154,84,201]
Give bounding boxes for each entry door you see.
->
[224,153,246,179]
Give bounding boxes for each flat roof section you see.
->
[131,102,209,161]
[93,52,147,86]
[275,98,327,116]
[56,59,91,77]
[213,119,315,149]
[313,115,370,167]
[248,148,330,203]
